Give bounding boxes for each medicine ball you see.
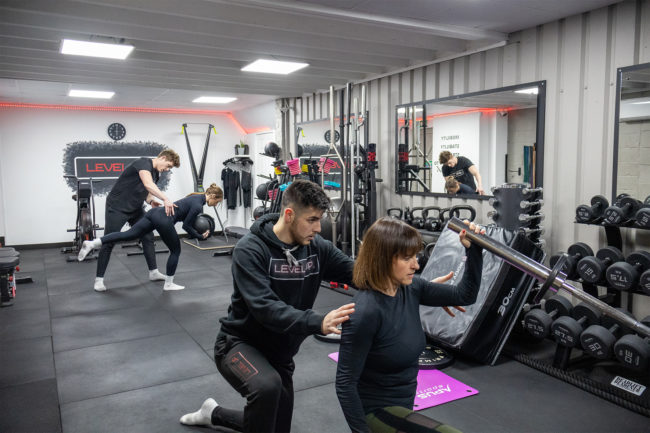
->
[193,213,215,239]
[264,141,280,158]
[256,182,270,201]
[253,206,266,220]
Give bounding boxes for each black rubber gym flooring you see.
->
[1,243,648,433]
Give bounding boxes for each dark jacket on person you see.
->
[217,213,354,364]
[335,244,483,433]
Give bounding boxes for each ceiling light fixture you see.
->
[514,87,539,95]
[61,39,134,60]
[241,59,308,75]
[631,100,650,105]
[193,96,237,104]
[68,89,115,99]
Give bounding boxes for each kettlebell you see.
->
[449,205,477,222]
[423,206,442,232]
[411,207,425,229]
[387,208,403,219]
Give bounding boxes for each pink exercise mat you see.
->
[328,352,479,410]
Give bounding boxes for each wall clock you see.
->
[108,123,126,141]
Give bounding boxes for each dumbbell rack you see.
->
[506,221,650,417]
[489,183,545,249]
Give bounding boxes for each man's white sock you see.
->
[179,398,218,426]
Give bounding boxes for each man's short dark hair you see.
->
[439,151,453,164]
[281,179,330,213]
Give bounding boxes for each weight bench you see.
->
[0,254,19,307]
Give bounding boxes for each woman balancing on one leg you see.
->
[78,184,223,291]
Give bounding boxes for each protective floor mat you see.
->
[328,352,478,410]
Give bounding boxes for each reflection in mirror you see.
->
[614,63,650,201]
[397,104,429,193]
[396,81,546,199]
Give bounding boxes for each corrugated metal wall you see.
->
[282,0,650,262]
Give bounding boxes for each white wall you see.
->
[0,108,250,245]
[233,100,275,133]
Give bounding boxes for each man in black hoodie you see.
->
[180,179,355,432]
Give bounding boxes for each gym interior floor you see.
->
[1,241,648,433]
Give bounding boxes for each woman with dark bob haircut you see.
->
[336,216,484,433]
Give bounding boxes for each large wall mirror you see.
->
[395,81,546,199]
[613,63,650,202]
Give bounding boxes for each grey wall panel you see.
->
[279,0,650,263]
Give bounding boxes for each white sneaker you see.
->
[163,282,185,291]
[94,280,107,292]
[78,240,94,261]
[149,269,166,281]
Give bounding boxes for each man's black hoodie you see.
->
[217,213,354,363]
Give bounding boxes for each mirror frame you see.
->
[612,62,650,204]
[394,80,546,200]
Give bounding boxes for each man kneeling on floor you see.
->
[180,179,355,432]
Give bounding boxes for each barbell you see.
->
[446,217,650,339]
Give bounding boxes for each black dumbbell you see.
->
[575,195,609,223]
[410,207,425,229]
[549,242,594,280]
[523,295,573,339]
[606,251,650,291]
[603,196,643,225]
[634,196,650,228]
[576,246,625,284]
[551,302,601,347]
[614,315,650,371]
[422,206,442,232]
[580,309,633,359]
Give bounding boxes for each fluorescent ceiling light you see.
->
[631,100,650,105]
[241,59,308,75]
[514,87,539,95]
[193,96,237,104]
[61,39,134,60]
[68,89,115,99]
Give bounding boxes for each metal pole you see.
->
[446,217,650,339]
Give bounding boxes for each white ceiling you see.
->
[0,0,622,111]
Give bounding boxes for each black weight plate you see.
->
[418,344,454,369]
[626,251,650,269]
[545,295,573,316]
[551,316,583,347]
[640,269,650,295]
[605,262,637,290]
[620,196,641,214]
[591,194,609,209]
[572,302,601,327]
[635,208,650,228]
[596,246,625,263]
[567,242,594,259]
[614,334,650,371]
[524,309,554,338]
